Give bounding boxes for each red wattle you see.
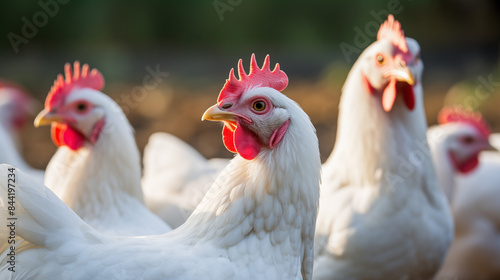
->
[234,120,261,160]
[397,81,415,111]
[450,152,480,174]
[382,78,397,112]
[51,123,64,147]
[222,125,237,153]
[51,123,85,151]
[222,120,283,160]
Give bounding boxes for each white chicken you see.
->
[313,15,453,279]
[142,132,229,228]
[428,107,493,201]
[0,82,44,183]
[33,61,170,236]
[0,54,321,279]
[429,108,500,280]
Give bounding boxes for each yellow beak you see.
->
[34,108,64,127]
[201,104,238,122]
[385,67,415,85]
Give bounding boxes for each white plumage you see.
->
[0,85,44,184]
[313,16,452,279]
[0,56,321,279]
[142,132,229,228]
[34,62,170,236]
[427,108,492,202]
[429,113,500,279]
[445,151,500,279]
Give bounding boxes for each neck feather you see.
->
[45,112,144,219]
[178,106,320,246]
[427,130,456,202]
[324,64,434,192]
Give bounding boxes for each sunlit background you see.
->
[1,0,499,168]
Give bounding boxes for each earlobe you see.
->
[222,125,237,153]
[89,118,105,144]
[269,119,290,149]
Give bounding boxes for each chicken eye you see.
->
[461,135,475,144]
[376,55,384,64]
[252,101,266,112]
[76,102,88,113]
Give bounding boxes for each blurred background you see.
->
[0,0,499,168]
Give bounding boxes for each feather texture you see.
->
[36,62,170,236]
[142,132,229,228]
[43,88,171,236]
[0,86,321,278]
[313,16,452,279]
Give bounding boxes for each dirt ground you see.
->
[17,78,500,170]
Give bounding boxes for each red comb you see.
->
[45,61,104,110]
[218,54,288,102]
[377,14,408,53]
[438,107,491,137]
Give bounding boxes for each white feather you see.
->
[313,37,452,279]
[0,86,321,279]
[430,125,500,279]
[0,91,44,184]
[44,88,170,236]
[141,132,228,228]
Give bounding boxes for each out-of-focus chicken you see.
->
[0,82,44,183]
[0,54,321,279]
[430,108,500,280]
[142,132,229,228]
[428,107,493,201]
[33,61,170,236]
[313,15,452,279]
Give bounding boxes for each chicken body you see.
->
[142,132,229,228]
[435,155,500,280]
[0,84,44,183]
[439,151,500,280]
[429,113,500,280]
[313,16,452,279]
[0,56,321,279]
[35,62,170,236]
